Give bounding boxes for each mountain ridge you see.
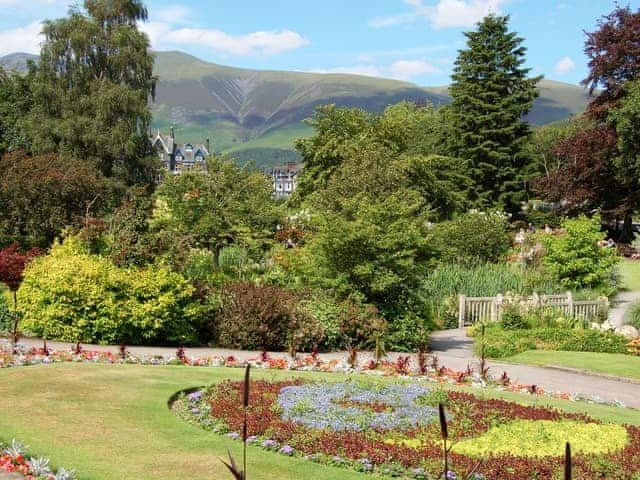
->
[2,50,592,167]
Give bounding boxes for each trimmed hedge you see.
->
[475,326,630,358]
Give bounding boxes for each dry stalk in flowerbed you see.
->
[437,402,481,480]
[222,364,251,480]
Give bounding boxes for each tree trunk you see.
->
[12,289,18,346]
[620,212,634,244]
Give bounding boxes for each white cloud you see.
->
[553,56,576,75]
[164,28,308,57]
[370,0,510,30]
[0,21,43,56]
[141,21,308,57]
[313,58,441,81]
[139,21,172,48]
[389,59,441,79]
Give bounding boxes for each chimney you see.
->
[206,138,210,153]
[170,126,175,140]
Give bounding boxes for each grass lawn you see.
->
[1,364,639,479]
[503,350,640,381]
[619,258,640,291]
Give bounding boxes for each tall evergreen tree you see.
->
[25,0,156,185]
[448,15,541,214]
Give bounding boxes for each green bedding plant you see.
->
[452,420,628,458]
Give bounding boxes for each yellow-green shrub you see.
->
[18,237,200,345]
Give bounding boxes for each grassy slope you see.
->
[225,123,313,153]
[619,259,640,291]
[502,351,640,380]
[0,364,638,480]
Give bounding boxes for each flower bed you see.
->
[1,439,76,479]
[174,380,640,480]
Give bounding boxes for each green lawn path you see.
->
[1,364,639,480]
[502,350,640,381]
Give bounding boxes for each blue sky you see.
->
[0,0,637,86]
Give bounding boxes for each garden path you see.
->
[608,290,640,328]
[428,328,640,408]
[17,334,640,409]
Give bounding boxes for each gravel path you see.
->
[16,333,640,409]
[608,290,640,328]
[429,329,640,408]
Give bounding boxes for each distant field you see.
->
[225,123,313,153]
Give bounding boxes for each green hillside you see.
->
[2,50,593,169]
[149,51,591,168]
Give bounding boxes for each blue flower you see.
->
[280,445,294,455]
[277,381,437,433]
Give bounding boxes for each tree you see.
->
[582,5,640,118]
[448,15,541,213]
[534,122,635,225]
[0,243,41,342]
[0,150,118,247]
[311,190,435,320]
[294,105,371,202]
[152,158,281,270]
[25,0,156,185]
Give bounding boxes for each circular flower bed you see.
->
[174,379,640,480]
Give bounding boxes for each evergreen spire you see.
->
[449,14,541,214]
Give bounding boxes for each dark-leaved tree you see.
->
[448,14,541,214]
[535,6,640,241]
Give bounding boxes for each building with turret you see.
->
[151,128,210,179]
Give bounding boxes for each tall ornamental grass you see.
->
[422,263,561,326]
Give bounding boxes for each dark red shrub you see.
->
[217,282,324,351]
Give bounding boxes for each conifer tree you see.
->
[26,0,156,185]
[449,15,541,214]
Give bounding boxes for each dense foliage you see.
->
[19,238,201,345]
[0,150,119,247]
[430,211,512,264]
[216,282,321,353]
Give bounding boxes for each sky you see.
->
[0,0,637,86]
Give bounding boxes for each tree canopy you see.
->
[25,0,156,185]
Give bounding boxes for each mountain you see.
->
[0,52,38,73]
[2,51,592,168]
[151,51,591,168]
